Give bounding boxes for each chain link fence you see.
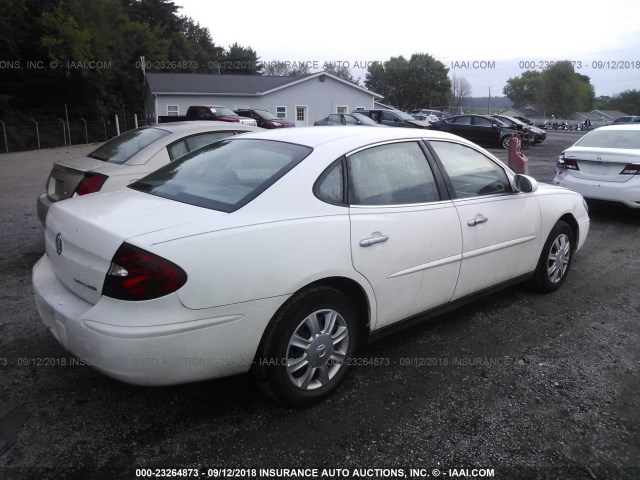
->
[0,114,147,153]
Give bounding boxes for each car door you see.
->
[345,140,462,329]
[428,140,541,300]
[472,115,500,146]
[448,116,475,141]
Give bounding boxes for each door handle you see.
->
[359,234,389,247]
[467,214,488,227]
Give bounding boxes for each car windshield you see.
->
[255,110,279,120]
[88,127,171,164]
[393,110,416,121]
[130,139,312,212]
[211,106,236,116]
[498,116,524,127]
[352,113,378,125]
[574,129,640,149]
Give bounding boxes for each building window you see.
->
[354,106,365,111]
[296,107,305,121]
[337,106,348,114]
[167,105,179,116]
[276,106,286,119]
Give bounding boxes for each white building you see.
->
[145,72,383,126]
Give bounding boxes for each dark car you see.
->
[354,109,431,128]
[429,114,517,149]
[234,108,294,128]
[492,115,545,144]
[314,113,383,126]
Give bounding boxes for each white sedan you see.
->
[36,121,261,225]
[554,124,640,208]
[33,127,590,406]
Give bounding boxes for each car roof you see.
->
[229,125,479,150]
[150,121,259,134]
[593,124,640,131]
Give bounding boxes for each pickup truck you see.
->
[158,105,258,126]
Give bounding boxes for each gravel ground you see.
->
[0,133,638,480]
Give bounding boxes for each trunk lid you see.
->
[44,188,224,304]
[564,147,640,183]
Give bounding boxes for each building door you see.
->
[295,106,308,127]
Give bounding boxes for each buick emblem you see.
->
[55,233,63,255]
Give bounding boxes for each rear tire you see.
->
[253,286,360,407]
[501,135,511,149]
[529,220,575,292]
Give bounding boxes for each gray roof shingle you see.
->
[146,73,306,95]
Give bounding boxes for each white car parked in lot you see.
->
[33,127,590,406]
[36,122,261,226]
[554,124,640,208]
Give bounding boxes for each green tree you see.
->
[323,63,356,83]
[610,90,640,114]
[503,70,540,106]
[222,43,261,74]
[539,61,595,117]
[364,54,450,111]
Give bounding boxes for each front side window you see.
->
[451,116,472,125]
[347,142,440,205]
[88,127,171,164]
[131,139,312,212]
[430,141,512,198]
[473,116,493,127]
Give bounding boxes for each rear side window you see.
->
[88,127,171,164]
[430,141,512,198]
[131,139,312,213]
[347,142,440,205]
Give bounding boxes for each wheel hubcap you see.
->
[286,309,349,391]
[547,234,571,283]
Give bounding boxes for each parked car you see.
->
[411,113,439,124]
[314,113,383,126]
[492,114,545,144]
[612,115,640,124]
[430,114,517,149]
[410,109,443,119]
[553,124,640,208]
[33,127,589,406]
[36,122,261,226]
[158,105,258,126]
[234,108,294,128]
[354,109,431,128]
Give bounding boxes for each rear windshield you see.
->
[575,129,640,149]
[130,139,312,212]
[88,127,171,164]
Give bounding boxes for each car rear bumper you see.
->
[554,173,640,208]
[32,254,284,385]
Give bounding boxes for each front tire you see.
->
[253,286,360,407]
[501,135,511,149]
[529,220,575,292]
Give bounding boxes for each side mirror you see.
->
[492,123,499,128]
[514,174,538,193]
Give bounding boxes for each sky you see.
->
[175,0,640,99]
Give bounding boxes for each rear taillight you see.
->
[556,156,580,170]
[102,243,187,301]
[620,164,640,175]
[73,172,108,196]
